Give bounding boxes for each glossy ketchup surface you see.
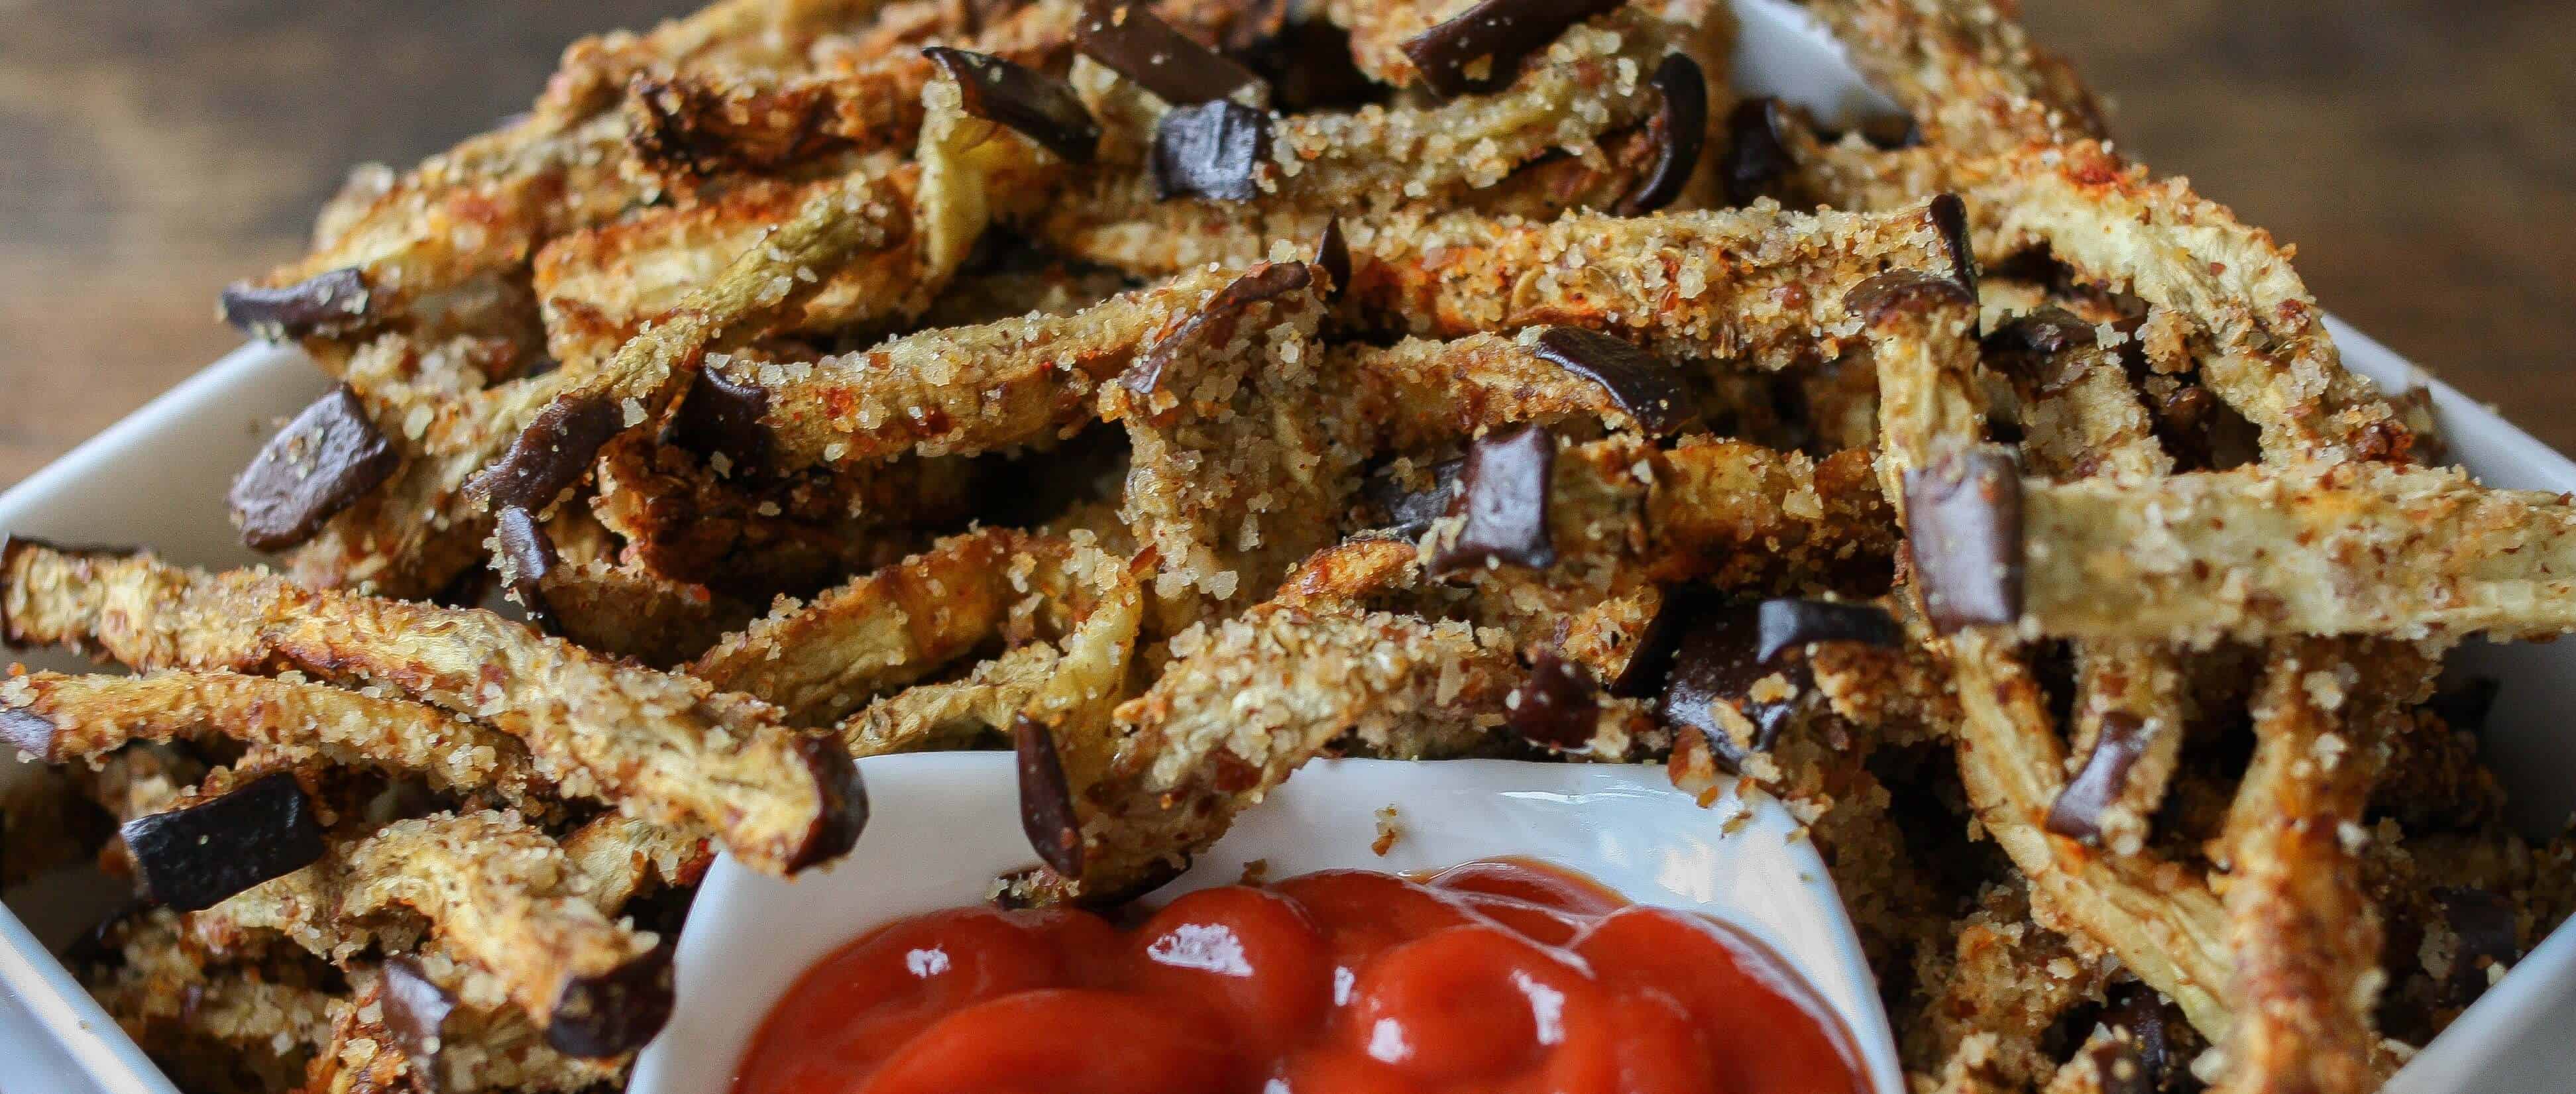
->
[730,859,1870,1094]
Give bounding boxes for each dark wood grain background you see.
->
[3,1,2569,484]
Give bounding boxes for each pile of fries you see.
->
[4,0,2573,1090]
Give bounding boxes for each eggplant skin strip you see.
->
[2017,463,2576,645]
[0,669,551,812]
[0,541,861,877]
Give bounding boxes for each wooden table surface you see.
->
[3,1,2569,486]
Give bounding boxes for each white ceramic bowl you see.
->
[3,1,2573,1091]
[629,755,1905,1094]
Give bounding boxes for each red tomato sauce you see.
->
[730,859,1870,1094]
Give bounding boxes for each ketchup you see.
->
[730,859,1870,1094]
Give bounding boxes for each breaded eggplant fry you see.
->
[1,543,860,877]
[691,527,1025,726]
[1800,0,2104,152]
[472,166,907,518]
[2212,640,2433,1094]
[0,670,549,812]
[1341,200,1958,368]
[1057,592,1518,896]
[1101,261,1349,629]
[2015,463,2576,645]
[197,811,671,1058]
[1856,270,2236,1036]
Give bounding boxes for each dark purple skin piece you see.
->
[1607,586,1714,698]
[229,385,402,551]
[2044,711,2151,841]
[219,268,372,341]
[2098,983,2172,1086]
[1313,218,1351,301]
[667,366,775,472]
[1616,53,1709,216]
[491,506,560,633]
[1722,97,1794,207]
[1656,601,1805,770]
[1075,0,1264,105]
[1013,714,1084,877]
[1120,261,1313,396]
[1398,0,1622,98]
[1929,192,1978,303]
[1504,649,1601,751]
[1752,598,1902,665]
[1843,268,1976,325]
[1901,450,2025,634]
[1530,327,1694,436]
[379,957,459,1073]
[782,735,869,874]
[2434,886,2520,1006]
[923,46,1101,164]
[542,942,677,1058]
[0,707,57,758]
[1363,457,1464,539]
[1983,307,2100,395]
[1152,99,1271,201]
[471,394,624,513]
[121,771,325,913]
[1428,425,1557,574]
[991,857,1186,911]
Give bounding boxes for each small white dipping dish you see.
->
[628,753,1905,1094]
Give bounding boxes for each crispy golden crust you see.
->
[2018,463,2576,645]
[0,670,550,812]
[1799,0,2104,152]
[2210,641,2434,1094]
[1341,199,1957,366]
[190,811,661,1058]
[2,545,848,877]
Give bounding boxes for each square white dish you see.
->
[1,1,2571,1090]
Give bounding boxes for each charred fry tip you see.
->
[1722,97,1793,207]
[542,942,677,1058]
[1429,423,1557,574]
[1751,598,1903,665]
[1120,260,1314,396]
[121,771,326,913]
[471,394,624,514]
[783,735,868,873]
[1314,219,1351,301]
[231,384,401,552]
[1011,714,1084,877]
[922,46,1101,164]
[219,267,372,341]
[492,506,561,633]
[1843,267,1977,327]
[1615,52,1708,217]
[1074,0,1264,107]
[2044,710,2150,842]
[1398,0,1624,99]
[1529,326,1694,436]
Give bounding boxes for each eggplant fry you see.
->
[0,669,551,812]
[1,543,860,877]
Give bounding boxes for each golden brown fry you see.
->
[1343,199,1958,367]
[692,527,1026,726]
[1799,0,2104,152]
[2213,641,2434,1094]
[1060,588,1517,895]
[1,544,859,877]
[1858,272,2237,1037]
[0,669,550,812]
[194,811,668,1058]
[2018,462,2576,645]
